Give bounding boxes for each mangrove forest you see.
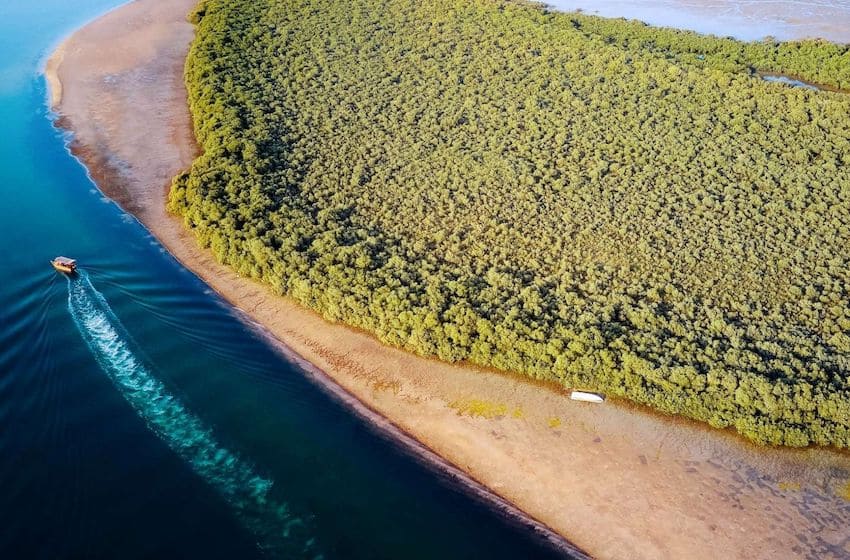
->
[170,0,850,447]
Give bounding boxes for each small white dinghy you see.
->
[570,390,605,404]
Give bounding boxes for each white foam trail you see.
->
[67,272,320,558]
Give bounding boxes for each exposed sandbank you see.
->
[46,1,850,558]
[546,0,850,43]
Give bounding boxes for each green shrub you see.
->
[172,0,850,447]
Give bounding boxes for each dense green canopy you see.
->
[172,0,850,447]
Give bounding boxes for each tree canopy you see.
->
[172,0,850,447]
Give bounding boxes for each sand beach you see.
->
[46,1,850,557]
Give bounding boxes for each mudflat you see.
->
[547,0,850,43]
[47,0,850,558]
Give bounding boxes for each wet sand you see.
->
[46,0,850,558]
[547,0,850,43]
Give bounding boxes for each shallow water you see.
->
[0,2,570,558]
[546,0,850,43]
[762,74,821,89]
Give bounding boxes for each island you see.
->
[47,0,850,557]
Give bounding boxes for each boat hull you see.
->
[51,263,76,274]
[570,391,605,403]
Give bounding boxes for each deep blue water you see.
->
[0,1,570,558]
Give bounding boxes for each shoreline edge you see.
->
[44,1,850,559]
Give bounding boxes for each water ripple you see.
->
[67,272,321,558]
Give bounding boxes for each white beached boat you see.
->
[570,390,605,403]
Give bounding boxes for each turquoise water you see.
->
[0,2,570,558]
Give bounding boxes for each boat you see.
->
[51,256,77,274]
[570,390,605,404]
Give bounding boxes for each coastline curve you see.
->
[45,1,850,559]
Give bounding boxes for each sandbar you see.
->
[46,1,850,558]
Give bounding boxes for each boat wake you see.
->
[66,272,320,558]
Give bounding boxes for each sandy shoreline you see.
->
[46,1,850,558]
